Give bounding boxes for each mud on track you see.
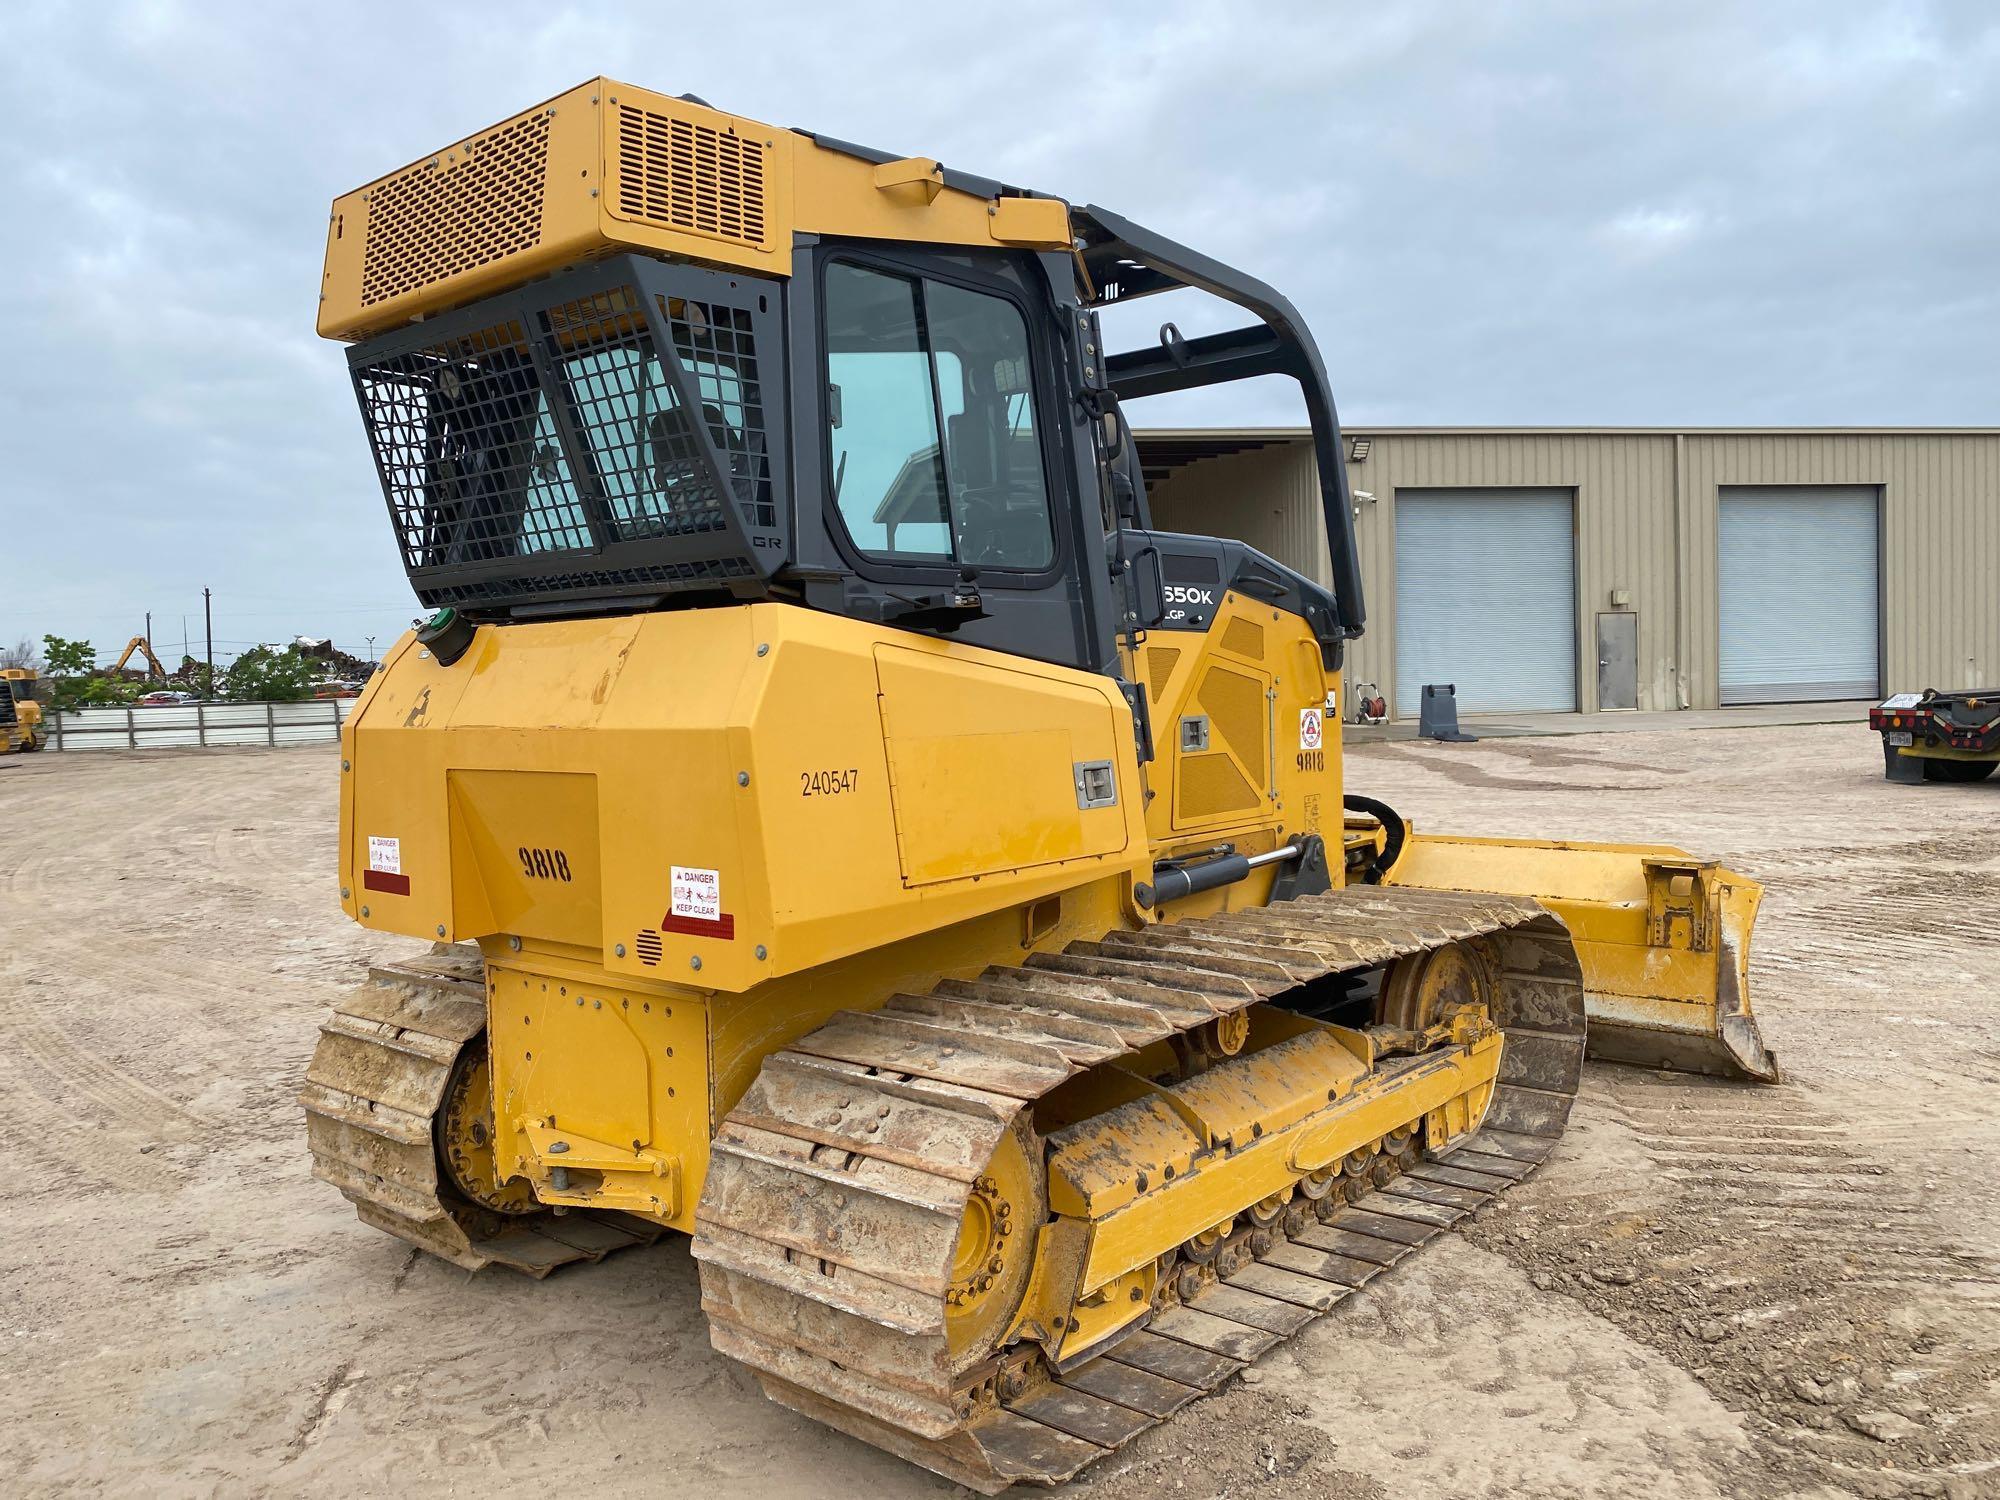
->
[0,724,1994,1499]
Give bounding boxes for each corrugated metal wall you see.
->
[1145,429,2000,716]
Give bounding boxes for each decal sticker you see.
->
[1324,689,1338,714]
[1299,708,1324,752]
[671,866,721,923]
[1879,692,1923,710]
[663,865,735,939]
[363,835,409,896]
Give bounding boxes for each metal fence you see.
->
[47,698,357,751]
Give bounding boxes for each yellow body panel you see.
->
[1137,591,1343,861]
[340,603,1153,1231]
[340,604,1149,989]
[318,78,1073,340]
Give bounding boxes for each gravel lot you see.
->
[1,723,1994,1499]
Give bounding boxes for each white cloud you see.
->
[1596,204,1711,260]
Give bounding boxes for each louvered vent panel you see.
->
[615,102,768,247]
[1220,618,1265,661]
[636,930,663,967]
[1179,754,1260,817]
[361,112,552,307]
[1199,666,1265,772]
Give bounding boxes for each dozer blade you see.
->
[1387,833,1779,1082]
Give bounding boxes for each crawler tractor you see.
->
[304,81,1777,1489]
[0,669,43,753]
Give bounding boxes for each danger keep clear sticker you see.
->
[1299,708,1324,751]
[671,865,721,923]
[367,836,402,874]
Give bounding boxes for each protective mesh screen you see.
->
[352,267,779,607]
[355,318,592,570]
[547,285,731,539]
[660,294,776,530]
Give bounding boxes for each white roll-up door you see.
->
[1394,489,1576,716]
[1719,487,1878,704]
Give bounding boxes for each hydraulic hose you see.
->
[1343,794,1407,883]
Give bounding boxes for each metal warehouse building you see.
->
[1136,428,2000,721]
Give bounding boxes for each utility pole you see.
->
[203,588,214,699]
[365,635,376,665]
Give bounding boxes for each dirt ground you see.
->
[1,723,1995,1499]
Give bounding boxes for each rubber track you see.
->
[301,946,661,1276]
[692,886,1587,1491]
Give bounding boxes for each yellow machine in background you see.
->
[303,80,1776,1490]
[0,669,44,753]
[110,636,166,680]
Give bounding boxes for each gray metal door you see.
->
[1719,486,1879,703]
[1596,612,1638,710]
[1394,488,1577,715]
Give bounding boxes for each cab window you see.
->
[824,262,1054,570]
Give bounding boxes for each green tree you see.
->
[223,645,318,703]
[76,676,140,706]
[42,635,110,711]
[42,634,94,678]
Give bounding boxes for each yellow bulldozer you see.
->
[1,668,44,753]
[304,80,1777,1489]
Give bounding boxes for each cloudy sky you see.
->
[3,1,1994,666]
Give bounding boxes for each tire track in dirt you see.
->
[0,971,211,1192]
[1468,1070,2000,1497]
[0,756,305,1190]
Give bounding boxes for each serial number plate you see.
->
[1885,731,1914,746]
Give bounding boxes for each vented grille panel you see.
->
[1199,666,1266,773]
[550,286,731,539]
[1179,754,1260,816]
[1220,618,1265,661]
[661,295,776,530]
[355,318,593,570]
[361,112,552,307]
[615,104,768,246]
[636,930,663,967]
[1145,646,1180,704]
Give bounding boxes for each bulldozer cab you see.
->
[341,180,1362,700]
